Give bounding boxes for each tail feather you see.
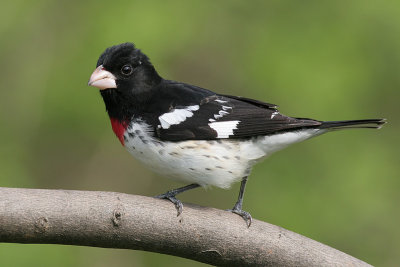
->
[319,119,386,130]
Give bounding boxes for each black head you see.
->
[88,43,162,120]
[89,43,161,92]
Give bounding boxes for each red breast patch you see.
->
[110,118,129,145]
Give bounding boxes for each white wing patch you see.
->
[214,110,230,119]
[271,111,279,119]
[209,100,233,122]
[208,121,240,138]
[159,105,199,129]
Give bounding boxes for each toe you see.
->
[229,209,253,228]
[168,197,183,216]
[154,194,183,216]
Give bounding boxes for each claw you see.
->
[227,208,253,227]
[227,176,252,227]
[168,196,183,216]
[155,194,183,216]
[154,184,200,217]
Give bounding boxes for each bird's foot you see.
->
[155,193,183,216]
[154,184,200,217]
[227,207,253,228]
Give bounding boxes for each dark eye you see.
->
[121,65,133,75]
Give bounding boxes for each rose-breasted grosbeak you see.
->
[88,43,385,227]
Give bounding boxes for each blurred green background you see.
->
[0,0,399,266]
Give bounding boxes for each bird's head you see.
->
[88,42,161,95]
[88,43,162,120]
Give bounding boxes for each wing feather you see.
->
[156,93,321,141]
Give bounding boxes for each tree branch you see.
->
[0,187,371,266]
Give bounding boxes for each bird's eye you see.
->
[121,65,133,75]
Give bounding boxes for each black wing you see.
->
[155,92,322,141]
[219,94,278,109]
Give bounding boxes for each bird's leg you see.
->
[228,176,253,227]
[155,183,200,216]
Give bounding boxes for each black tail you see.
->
[319,119,386,130]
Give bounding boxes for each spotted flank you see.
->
[121,119,327,189]
[123,120,250,188]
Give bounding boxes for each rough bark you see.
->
[0,187,371,266]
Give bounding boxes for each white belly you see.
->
[123,122,322,189]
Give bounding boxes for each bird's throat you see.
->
[110,118,129,145]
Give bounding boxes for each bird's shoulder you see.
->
[145,82,320,141]
[156,79,215,104]
[151,80,277,114]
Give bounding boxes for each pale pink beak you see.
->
[88,65,117,90]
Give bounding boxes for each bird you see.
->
[88,42,385,227]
